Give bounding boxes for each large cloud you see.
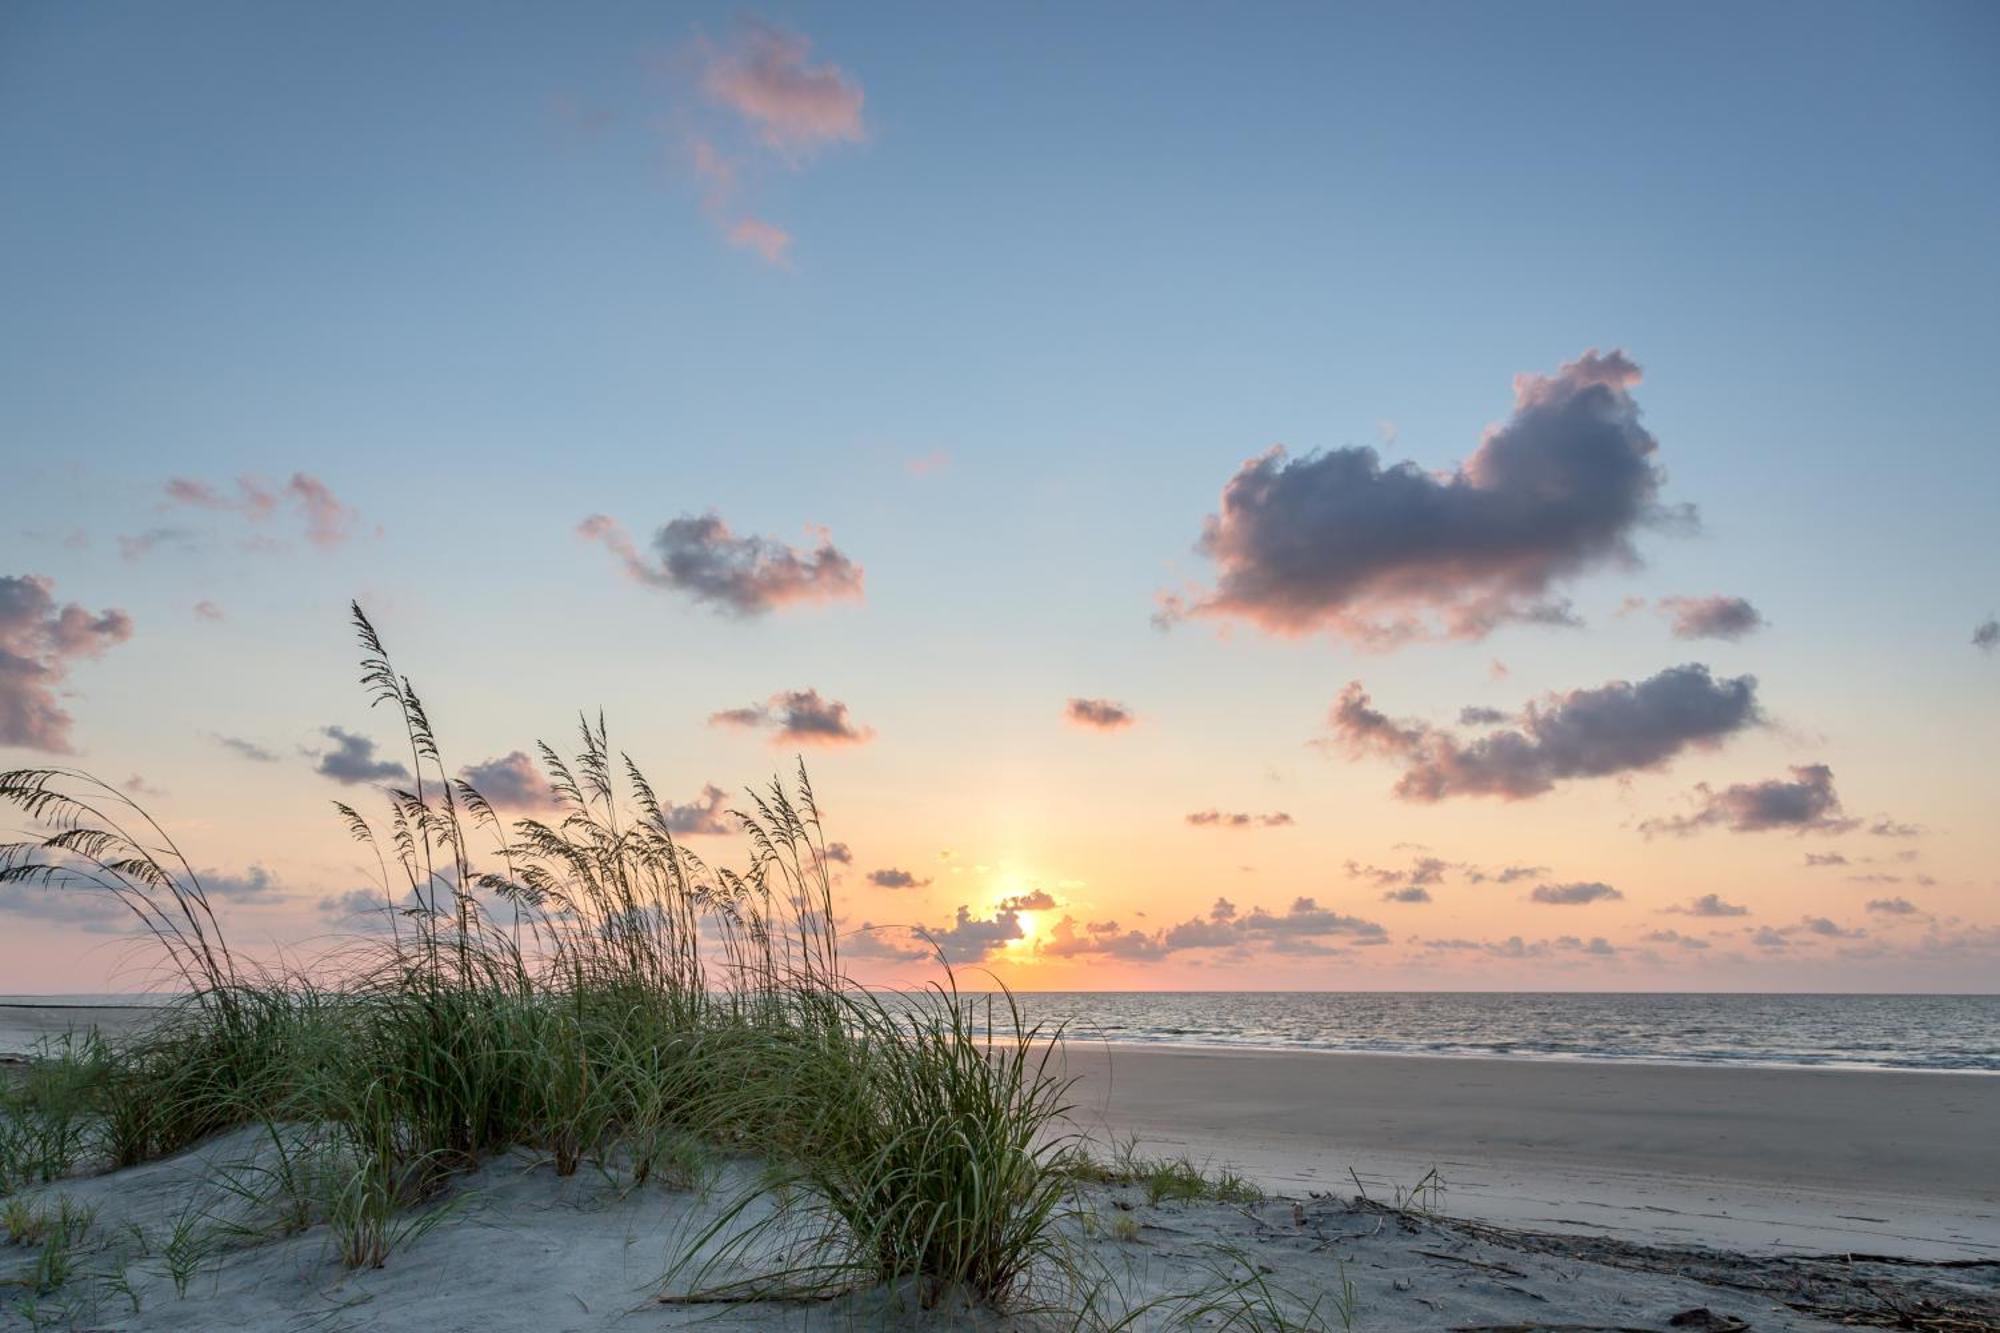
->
[1036,896,1386,965]
[578,512,862,616]
[0,574,134,753]
[1639,764,1856,836]
[1325,663,1760,801]
[1162,351,1687,644]
[708,688,873,746]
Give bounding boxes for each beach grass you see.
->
[0,604,1312,1327]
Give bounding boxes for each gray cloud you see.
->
[824,841,852,864]
[200,865,280,901]
[1382,886,1432,903]
[1641,928,1710,950]
[1866,897,1921,915]
[1458,706,1509,726]
[1529,881,1622,905]
[0,884,132,934]
[1868,818,1922,839]
[1803,851,1848,867]
[1065,697,1135,731]
[1640,764,1856,837]
[708,688,873,745]
[660,783,733,835]
[1663,893,1750,917]
[578,511,862,616]
[214,734,279,763]
[1161,350,1685,645]
[313,726,412,786]
[1419,933,1616,959]
[1974,617,1998,652]
[0,574,134,753]
[844,905,1025,965]
[193,600,225,622]
[998,889,1058,912]
[1034,896,1385,965]
[1326,663,1760,801]
[458,752,558,811]
[117,527,200,562]
[867,867,931,890]
[1185,809,1293,828]
[1657,595,1764,641]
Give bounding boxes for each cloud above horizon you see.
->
[1656,594,1765,641]
[162,473,363,550]
[1160,351,1688,645]
[458,752,558,811]
[313,726,412,786]
[709,688,873,746]
[1325,663,1760,801]
[579,512,862,616]
[1185,809,1293,829]
[1640,764,1857,836]
[1064,697,1134,731]
[0,574,134,753]
[867,867,931,890]
[1976,617,1999,652]
[1529,880,1622,905]
[679,18,864,265]
[661,783,734,835]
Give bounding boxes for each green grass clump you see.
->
[0,605,1089,1317]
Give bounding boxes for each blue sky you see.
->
[2,2,1997,990]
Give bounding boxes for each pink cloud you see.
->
[1,574,134,753]
[727,217,794,267]
[161,473,364,549]
[699,20,865,157]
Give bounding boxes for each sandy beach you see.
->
[7,1007,1998,1328]
[1058,1043,2000,1261]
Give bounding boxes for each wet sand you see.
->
[1058,1042,2000,1260]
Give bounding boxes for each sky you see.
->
[2,1,1997,993]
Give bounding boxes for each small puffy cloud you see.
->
[1868,818,1922,839]
[1185,809,1293,828]
[1324,664,1759,801]
[709,688,873,746]
[123,774,166,797]
[0,574,134,753]
[1750,926,1789,950]
[1656,595,1764,641]
[164,473,363,549]
[1662,893,1749,917]
[1529,881,1622,905]
[1866,897,1921,915]
[458,752,558,811]
[313,726,412,786]
[1382,886,1432,903]
[1460,862,1548,885]
[579,512,862,616]
[1974,617,1998,652]
[1640,764,1857,837]
[868,867,931,890]
[1458,706,1509,726]
[193,600,225,622]
[1161,351,1684,645]
[1804,851,1848,867]
[699,18,865,156]
[214,734,279,763]
[1642,928,1710,950]
[998,889,1057,912]
[824,841,852,864]
[1065,697,1134,731]
[1798,915,1864,939]
[661,783,733,835]
[200,865,279,900]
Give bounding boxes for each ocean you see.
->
[999,991,2000,1073]
[7,991,1997,1072]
